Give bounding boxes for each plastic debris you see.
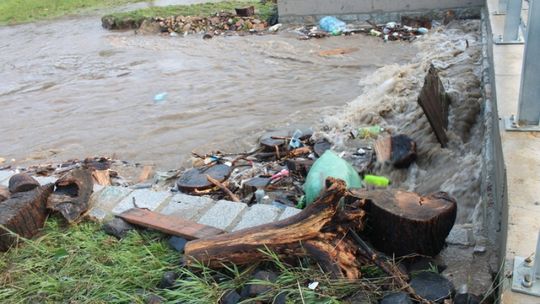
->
[363,175,391,187]
[304,150,362,204]
[289,129,303,149]
[358,125,383,139]
[308,281,319,290]
[153,92,168,104]
[268,23,282,32]
[417,27,429,35]
[319,16,347,35]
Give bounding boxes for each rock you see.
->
[410,271,455,303]
[313,138,332,157]
[168,236,187,252]
[146,294,163,304]
[453,293,481,304]
[102,218,134,239]
[220,290,241,304]
[176,164,232,192]
[274,292,287,304]
[380,292,412,304]
[0,186,9,203]
[241,270,278,297]
[8,173,40,194]
[159,271,179,289]
[138,19,162,35]
[391,134,417,168]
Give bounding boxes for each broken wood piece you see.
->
[8,173,40,194]
[92,169,111,186]
[0,185,53,252]
[318,48,358,57]
[185,178,366,280]
[375,135,417,168]
[417,65,451,147]
[351,189,457,257]
[47,169,93,223]
[206,174,240,202]
[287,146,312,158]
[118,208,224,240]
[138,165,154,183]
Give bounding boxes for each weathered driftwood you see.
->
[8,173,40,194]
[206,175,240,202]
[0,185,53,251]
[374,135,417,168]
[417,65,451,147]
[185,178,366,279]
[47,169,93,223]
[118,208,225,240]
[352,189,457,257]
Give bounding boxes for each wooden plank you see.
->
[118,208,224,240]
[417,65,450,147]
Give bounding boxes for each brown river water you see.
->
[0,15,417,169]
[0,9,484,227]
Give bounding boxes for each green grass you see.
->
[0,0,145,25]
[102,0,276,30]
[0,219,393,303]
[0,217,180,304]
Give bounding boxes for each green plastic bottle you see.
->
[357,125,383,139]
[363,175,391,187]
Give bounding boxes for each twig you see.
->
[206,175,241,202]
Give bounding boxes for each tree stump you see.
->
[0,185,53,251]
[351,189,457,257]
[47,169,93,223]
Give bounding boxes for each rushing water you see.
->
[0,15,417,169]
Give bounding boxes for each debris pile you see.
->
[152,12,268,36]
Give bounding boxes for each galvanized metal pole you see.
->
[503,0,523,41]
[517,0,540,125]
[499,0,508,13]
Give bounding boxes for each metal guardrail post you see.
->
[496,0,508,14]
[495,0,524,44]
[506,0,540,130]
[512,231,540,296]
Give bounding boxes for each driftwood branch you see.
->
[206,174,240,202]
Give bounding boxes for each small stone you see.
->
[168,236,187,252]
[453,293,481,304]
[221,290,241,304]
[102,218,134,239]
[410,271,455,303]
[146,294,163,304]
[380,292,412,304]
[242,270,278,297]
[159,271,179,289]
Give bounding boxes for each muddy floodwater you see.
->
[0,16,418,169]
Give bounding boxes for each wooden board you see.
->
[118,208,224,240]
[417,65,450,147]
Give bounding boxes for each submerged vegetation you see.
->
[0,0,144,25]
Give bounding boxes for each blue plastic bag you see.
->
[319,16,347,35]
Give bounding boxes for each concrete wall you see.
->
[278,0,484,23]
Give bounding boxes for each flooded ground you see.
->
[0,15,417,169]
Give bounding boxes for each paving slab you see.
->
[34,176,58,186]
[198,200,247,231]
[233,204,282,231]
[88,186,133,220]
[159,193,215,220]
[112,189,171,215]
[278,207,302,221]
[0,170,16,186]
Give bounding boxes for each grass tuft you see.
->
[0,0,146,25]
[0,217,180,303]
